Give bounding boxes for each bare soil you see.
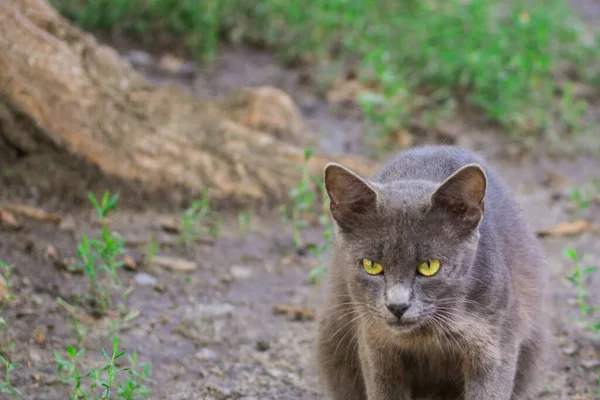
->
[1,40,599,400]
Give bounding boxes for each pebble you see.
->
[196,348,218,360]
[562,344,578,356]
[194,303,235,319]
[230,265,253,280]
[125,50,154,67]
[135,273,158,287]
[581,359,600,369]
[153,255,197,272]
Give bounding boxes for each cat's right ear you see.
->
[324,163,378,231]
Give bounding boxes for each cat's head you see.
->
[324,161,487,332]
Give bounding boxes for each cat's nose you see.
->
[386,302,410,319]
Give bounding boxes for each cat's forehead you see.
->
[376,179,438,211]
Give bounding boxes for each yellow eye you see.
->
[417,259,441,277]
[362,258,383,275]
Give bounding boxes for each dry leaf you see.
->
[158,216,181,234]
[153,255,197,272]
[0,274,6,299]
[32,326,46,346]
[273,304,315,321]
[537,219,597,238]
[3,203,61,224]
[0,208,21,228]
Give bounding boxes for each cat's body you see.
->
[316,146,548,400]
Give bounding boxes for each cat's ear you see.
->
[431,163,487,227]
[324,163,378,230]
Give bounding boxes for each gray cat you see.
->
[316,145,548,400]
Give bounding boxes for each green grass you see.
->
[180,189,219,244]
[570,179,600,217]
[55,338,150,400]
[0,261,19,399]
[71,191,127,316]
[564,248,599,333]
[55,191,151,399]
[285,148,318,248]
[51,0,599,140]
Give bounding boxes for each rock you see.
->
[562,343,578,356]
[29,348,42,363]
[58,215,76,232]
[153,255,197,272]
[219,87,305,144]
[158,54,195,77]
[230,265,253,280]
[123,255,137,270]
[174,303,236,344]
[196,348,218,360]
[581,359,600,369]
[135,273,158,287]
[125,50,154,67]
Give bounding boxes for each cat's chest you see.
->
[374,329,466,395]
[399,346,465,396]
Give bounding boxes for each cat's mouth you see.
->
[386,317,423,331]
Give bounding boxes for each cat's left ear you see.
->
[431,163,487,227]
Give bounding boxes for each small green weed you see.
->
[0,261,19,399]
[0,261,16,331]
[286,148,318,248]
[72,191,126,316]
[238,210,252,234]
[564,248,599,332]
[308,179,334,284]
[145,235,158,266]
[55,338,150,399]
[180,189,219,244]
[0,355,20,399]
[57,298,89,348]
[570,179,600,216]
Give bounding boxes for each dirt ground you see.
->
[1,28,600,400]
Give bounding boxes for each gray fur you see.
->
[316,145,549,400]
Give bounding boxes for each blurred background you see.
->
[0,0,598,398]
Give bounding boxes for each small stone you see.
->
[58,215,76,232]
[43,244,59,260]
[135,273,158,287]
[123,255,137,270]
[221,274,233,283]
[196,348,218,360]
[581,359,600,369]
[32,326,46,346]
[153,255,197,272]
[158,54,189,74]
[194,303,235,319]
[125,50,153,67]
[29,348,42,363]
[31,295,44,306]
[230,265,253,280]
[562,344,578,356]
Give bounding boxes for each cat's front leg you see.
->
[464,346,519,400]
[359,345,411,400]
